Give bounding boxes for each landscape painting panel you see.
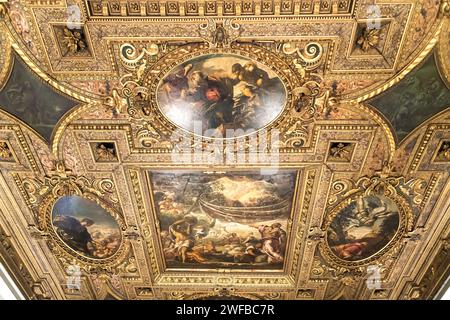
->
[156,54,286,137]
[52,195,121,259]
[327,195,400,261]
[149,171,297,270]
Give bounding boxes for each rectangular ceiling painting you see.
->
[148,170,298,270]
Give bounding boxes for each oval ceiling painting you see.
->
[156,54,287,137]
[52,195,121,259]
[326,195,400,262]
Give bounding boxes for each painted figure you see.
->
[168,216,207,263]
[52,196,122,259]
[258,223,286,263]
[53,215,95,255]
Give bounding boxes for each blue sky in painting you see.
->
[52,195,118,229]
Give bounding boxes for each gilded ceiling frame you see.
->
[18,163,132,272]
[0,0,448,300]
[0,0,445,156]
[345,19,444,104]
[132,167,306,289]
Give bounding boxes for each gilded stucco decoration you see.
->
[0,0,448,300]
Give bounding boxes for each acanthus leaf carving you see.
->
[22,162,119,209]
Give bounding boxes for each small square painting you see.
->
[0,141,15,162]
[90,142,119,162]
[433,140,450,162]
[326,142,355,162]
[53,25,91,57]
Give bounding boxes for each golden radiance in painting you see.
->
[52,195,122,259]
[326,195,400,261]
[149,171,297,270]
[156,54,287,137]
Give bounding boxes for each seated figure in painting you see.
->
[237,235,267,263]
[231,62,271,88]
[183,71,235,132]
[160,64,192,101]
[257,223,286,263]
[331,241,369,260]
[53,215,95,256]
[230,62,283,129]
[232,84,263,128]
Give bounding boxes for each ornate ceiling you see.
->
[0,0,449,300]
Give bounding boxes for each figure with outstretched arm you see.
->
[167,215,210,263]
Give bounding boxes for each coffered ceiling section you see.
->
[2,0,443,101]
[0,0,449,300]
[85,0,356,17]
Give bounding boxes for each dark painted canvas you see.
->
[52,195,121,259]
[327,195,400,261]
[0,56,78,141]
[370,53,450,142]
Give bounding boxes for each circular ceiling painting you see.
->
[52,195,121,259]
[326,195,400,262]
[156,54,287,137]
